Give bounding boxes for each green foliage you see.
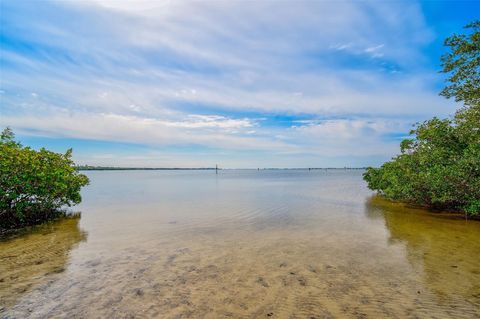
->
[440,20,480,106]
[0,128,90,230]
[364,106,480,216]
[364,21,480,217]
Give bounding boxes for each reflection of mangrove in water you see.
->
[0,216,87,310]
[365,196,480,306]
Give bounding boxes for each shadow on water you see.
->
[365,195,480,306]
[0,215,87,310]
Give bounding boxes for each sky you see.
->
[0,0,478,168]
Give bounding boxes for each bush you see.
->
[364,21,480,217]
[364,105,480,217]
[0,128,89,230]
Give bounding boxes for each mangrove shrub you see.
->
[364,21,480,217]
[0,128,89,230]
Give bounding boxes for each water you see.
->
[1,170,479,318]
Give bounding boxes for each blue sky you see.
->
[0,0,478,168]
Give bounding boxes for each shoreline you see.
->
[76,167,367,171]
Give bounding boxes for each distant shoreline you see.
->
[76,166,367,171]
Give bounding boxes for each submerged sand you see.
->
[1,170,479,318]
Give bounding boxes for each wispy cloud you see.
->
[364,44,385,58]
[0,0,466,167]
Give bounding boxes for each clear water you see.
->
[1,170,479,318]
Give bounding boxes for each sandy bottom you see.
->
[1,170,479,318]
[1,211,479,319]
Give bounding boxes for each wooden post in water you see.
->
[216,164,218,174]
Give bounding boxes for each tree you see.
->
[440,20,480,106]
[0,128,90,230]
[364,21,480,217]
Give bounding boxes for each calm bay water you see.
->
[1,170,479,318]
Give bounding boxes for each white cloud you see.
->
[0,112,291,152]
[364,44,385,58]
[0,0,455,166]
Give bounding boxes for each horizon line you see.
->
[76,166,368,171]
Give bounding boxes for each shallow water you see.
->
[1,170,479,318]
